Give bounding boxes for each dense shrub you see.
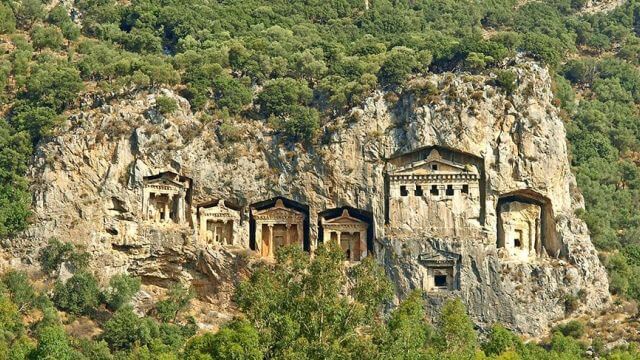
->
[103,274,141,311]
[52,272,101,315]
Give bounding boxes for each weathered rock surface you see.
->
[7,60,609,335]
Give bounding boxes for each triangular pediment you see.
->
[253,199,305,219]
[324,209,366,225]
[418,250,460,266]
[144,177,185,188]
[389,149,478,176]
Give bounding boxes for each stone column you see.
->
[164,200,170,222]
[297,223,304,249]
[255,222,263,254]
[177,194,184,223]
[143,190,150,220]
[199,212,207,243]
[438,185,446,198]
[285,224,291,246]
[268,224,274,258]
[212,223,218,244]
[359,230,367,260]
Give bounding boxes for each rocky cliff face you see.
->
[7,59,609,335]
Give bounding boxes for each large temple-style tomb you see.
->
[142,171,191,224]
[387,148,481,236]
[320,209,369,262]
[198,200,240,246]
[251,199,306,258]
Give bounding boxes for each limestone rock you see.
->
[8,59,609,335]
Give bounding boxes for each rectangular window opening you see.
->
[446,185,454,196]
[430,185,439,195]
[415,185,424,196]
[400,185,409,197]
[434,275,448,288]
[462,184,469,194]
[431,164,438,171]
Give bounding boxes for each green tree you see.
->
[52,271,101,315]
[37,239,89,275]
[435,298,478,359]
[184,320,264,360]
[482,324,523,356]
[155,283,194,323]
[30,25,65,50]
[102,305,156,351]
[1,271,35,312]
[257,77,312,116]
[378,47,419,86]
[31,326,77,360]
[103,274,141,311]
[0,4,16,34]
[378,291,432,360]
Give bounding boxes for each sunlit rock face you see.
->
[11,59,608,335]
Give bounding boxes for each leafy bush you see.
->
[553,320,585,339]
[30,25,64,50]
[257,78,312,117]
[1,271,35,312]
[495,70,517,95]
[102,305,156,351]
[0,4,16,34]
[155,96,179,115]
[52,272,101,315]
[37,239,90,275]
[378,47,419,86]
[103,274,141,311]
[155,283,194,323]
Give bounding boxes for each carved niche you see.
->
[142,171,192,225]
[418,250,461,292]
[251,199,306,259]
[320,209,369,262]
[198,200,240,246]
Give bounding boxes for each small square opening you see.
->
[415,185,424,196]
[400,185,409,197]
[514,229,523,248]
[462,184,469,194]
[430,185,439,195]
[434,275,448,288]
[446,185,454,196]
[431,164,438,171]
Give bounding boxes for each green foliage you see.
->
[553,320,585,339]
[52,272,101,316]
[435,298,478,359]
[379,290,432,360]
[31,325,77,360]
[213,75,253,114]
[235,243,392,359]
[0,120,31,237]
[378,47,419,86]
[103,274,141,311]
[102,305,156,351]
[482,324,523,356]
[257,77,312,117]
[0,4,16,34]
[155,96,179,115]
[155,283,194,323]
[495,70,517,95]
[184,319,264,360]
[1,271,35,312]
[30,25,65,50]
[274,105,320,141]
[37,239,90,275]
